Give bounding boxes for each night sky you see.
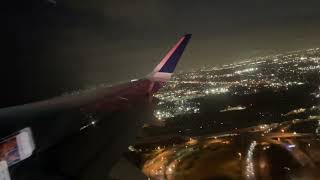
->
[3,0,320,107]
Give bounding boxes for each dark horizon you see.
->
[3,0,320,107]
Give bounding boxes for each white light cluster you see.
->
[235,68,258,74]
[154,100,200,120]
[220,105,247,112]
[245,141,257,179]
[205,87,230,95]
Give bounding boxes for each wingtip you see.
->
[147,33,192,82]
[184,33,192,39]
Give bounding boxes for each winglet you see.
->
[147,34,192,82]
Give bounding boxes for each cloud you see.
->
[64,0,170,30]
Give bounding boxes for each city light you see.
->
[153,48,320,121]
[245,141,257,179]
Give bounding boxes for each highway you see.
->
[129,117,320,180]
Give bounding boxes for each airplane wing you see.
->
[0,34,192,180]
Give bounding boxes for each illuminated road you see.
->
[129,117,320,180]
